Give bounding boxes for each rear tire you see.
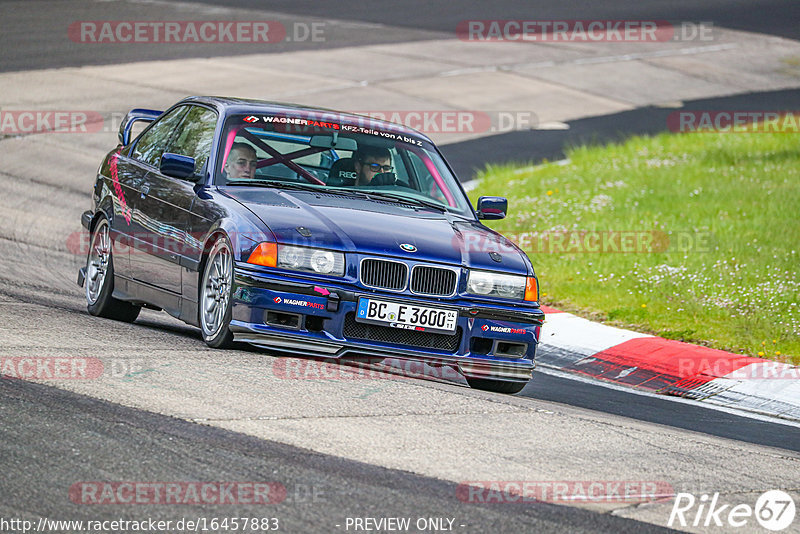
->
[85,218,141,322]
[199,236,235,349]
[466,377,528,394]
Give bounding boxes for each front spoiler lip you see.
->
[229,325,534,382]
[234,268,545,325]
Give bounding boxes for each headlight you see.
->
[277,245,345,276]
[281,246,303,270]
[310,250,336,274]
[467,270,530,300]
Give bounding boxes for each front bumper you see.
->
[230,265,545,382]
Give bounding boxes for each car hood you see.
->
[223,188,530,274]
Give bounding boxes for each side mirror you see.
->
[160,153,196,180]
[476,196,507,220]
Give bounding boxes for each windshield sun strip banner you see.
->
[234,114,427,146]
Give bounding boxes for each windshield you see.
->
[216,113,473,216]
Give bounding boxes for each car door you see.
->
[131,105,218,312]
[105,150,144,280]
[126,105,190,307]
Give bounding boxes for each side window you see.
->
[391,148,411,186]
[409,150,432,188]
[131,106,188,167]
[166,106,218,175]
[408,150,447,201]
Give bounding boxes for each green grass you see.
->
[470,132,800,363]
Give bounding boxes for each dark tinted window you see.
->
[131,106,188,167]
[167,106,218,175]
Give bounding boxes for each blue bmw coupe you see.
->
[79,97,544,393]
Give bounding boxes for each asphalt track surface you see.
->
[185,0,800,42]
[2,0,797,72]
[2,1,800,532]
[4,1,799,179]
[2,378,669,534]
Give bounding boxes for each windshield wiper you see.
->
[226,180,324,192]
[225,181,449,211]
[226,180,382,201]
[359,191,448,212]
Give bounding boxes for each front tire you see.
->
[466,377,528,394]
[200,236,235,348]
[85,218,141,322]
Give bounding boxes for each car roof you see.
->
[179,96,434,143]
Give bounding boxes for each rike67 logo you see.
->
[669,490,796,531]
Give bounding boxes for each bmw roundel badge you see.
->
[400,243,417,252]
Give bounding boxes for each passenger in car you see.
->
[224,142,258,180]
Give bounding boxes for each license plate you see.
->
[356,297,458,334]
